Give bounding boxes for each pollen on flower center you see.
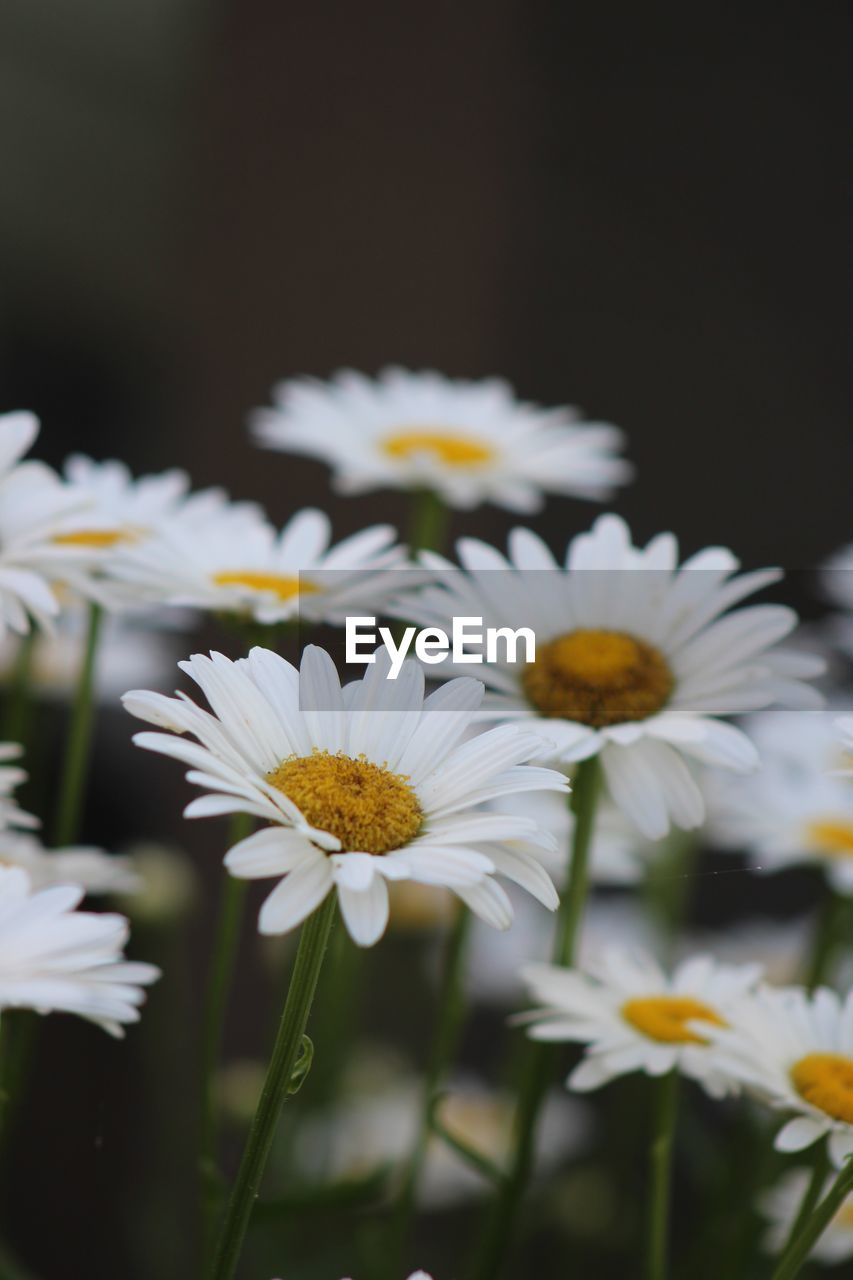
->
[53,528,139,548]
[380,428,495,468]
[266,750,423,855]
[621,995,725,1045]
[791,1053,853,1124]
[212,571,319,602]
[806,819,853,859]
[522,628,674,727]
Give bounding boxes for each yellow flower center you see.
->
[53,528,139,548]
[791,1053,853,1124]
[522,628,674,727]
[621,995,725,1044]
[266,750,422,854]
[212,572,319,602]
[806,819,853,859]
[380,428,495,468]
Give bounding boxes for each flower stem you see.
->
[386,902,471,1272]
[210,894,337,1280]
[783,1139,829,1254]
[467,755,601,1280]
[1,628,37,746]
[199,819,251,1266]
[53,602,103,847]
[407,489,449,559]
[806,892,849,991]
[645,1070,679,1280]
[772,1156,853,1280]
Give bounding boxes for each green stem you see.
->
[783,1139,829,1255]
[52,602,103,846]
[806,893,848,992]
[646,1070,679,1280]
[467,755,601,1280]
[199,819,251,1266]
[0,629,37,746]
[386,903,471,1273]
[210,894,337,1280]
[407,489,449,559]
[772,1157,853,1280]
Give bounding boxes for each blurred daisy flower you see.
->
[0,865,159,1036]
[522,949,761,1097]
[0,831,139,895]
[706,711,853,894]
[294,1069,586,1207]
[52,456,259,610]
[123,645,567,946]
[108,506,409,625]
[0,743,38,832]
[399,514,822,837]
[760,1168,853,1265]
[251,368,630,513]
[0,413,95,638]
[701,985,853,1166]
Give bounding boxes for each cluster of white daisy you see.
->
[1,368,852,1280]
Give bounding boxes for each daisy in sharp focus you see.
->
[123,645,567,946]
[0,412,97,638]
[760,1168,853,1265]
[251,367,631,513]
[705,710,853,895]
[522,949,761,1097]
[700,985,853,1166]
[108,505,410,625]
[0,865,159,1036]
[396,514,823,838]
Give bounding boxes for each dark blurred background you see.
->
[1,3,851,1278]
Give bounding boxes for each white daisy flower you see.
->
[0,412,95,637]
[706,711,853,895]
[251,368,631,513]
[0,865,159,1036]
[123,645,567,946]
[760,1168,853,1265]
[702,985,853,1166]
[108,505,409,625]
[0,743,38,833]
[52,456,260,610]
[522,949,761,1098]
[0,830,139,895]
[398,514,823,838]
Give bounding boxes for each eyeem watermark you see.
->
[346,616,536,679]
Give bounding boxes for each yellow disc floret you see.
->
[53,528,139,548]
[621,995,725,1045]
[522,628,674,727]
[806,820,853,859]
[381,429,495,468]
[791,1053,853,1125]
[266,750,422,855]
[212,572,319,602]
